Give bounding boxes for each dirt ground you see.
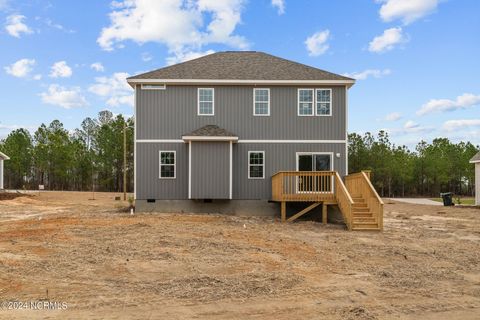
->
[0,191,479,319]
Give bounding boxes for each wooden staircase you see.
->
[351,194,381,230]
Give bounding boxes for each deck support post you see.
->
[281,201,286,222]
[322,203,327,224]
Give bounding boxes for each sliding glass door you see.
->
[296,153,333,192]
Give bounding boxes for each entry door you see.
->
[297,153,332,192]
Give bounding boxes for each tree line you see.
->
[349,131,478,197]
[0,111,134,192]
[0,114,478,197]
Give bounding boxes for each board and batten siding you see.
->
[136,85,346,141]
[190,141,230,199]
[135,141,345,200]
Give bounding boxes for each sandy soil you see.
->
[0,191,479,319]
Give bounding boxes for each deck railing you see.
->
[271,171,354,229]
[271,171,336,202]
[345,171,384,230]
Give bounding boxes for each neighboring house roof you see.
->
[127,51,354,86]
[470,151,480,163]
[0,151,10,160]
[182,125,238,142]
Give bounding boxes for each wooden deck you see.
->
[271,170,383,231]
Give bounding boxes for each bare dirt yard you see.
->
[0,191,479,319]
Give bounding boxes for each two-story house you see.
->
[127,51,383,231]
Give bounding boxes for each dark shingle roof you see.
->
[470,151,480,163]
[184,125,237,137]
[128,51,352,81]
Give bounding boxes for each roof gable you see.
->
[128,51,353,83]
[470,151,480,163]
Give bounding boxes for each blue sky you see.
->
[0,0,479,148]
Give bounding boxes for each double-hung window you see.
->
[316,89,331,116]
[253,88,270,116]
[248,151,265,179]
[198,88,214,115]
[298,88,332,116]
[298,89,314,116]
[159,151,176,179]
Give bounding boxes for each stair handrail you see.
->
[334,172,354,230]
[345,171,384,230]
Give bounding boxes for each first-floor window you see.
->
[248,151,265,179]
[159,151,176,178]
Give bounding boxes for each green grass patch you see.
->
[430,197,475,205]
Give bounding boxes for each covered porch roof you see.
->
[182,125,238,142]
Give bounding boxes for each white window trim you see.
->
[315,88,332,117]
[141,84,166,90]
[197,88,215,116]
[297,88,314,116]
[253,88,270,116]
[248,151,265,179]
[159,150,176,179]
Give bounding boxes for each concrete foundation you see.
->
[135,199,345,223]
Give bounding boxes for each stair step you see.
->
[350,194,362,198]
[353,208,370,213]
[353,217,376,222]
[353,214,374,219]
[352,199,365,203]
[352,203,368,208]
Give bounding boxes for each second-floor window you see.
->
[298,88,332,116]
[198,88,214,116]
[298,89,314,116]
[253,88,270,116]
[316,89,332,116]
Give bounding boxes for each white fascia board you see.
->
[0,152,10,160]
[470,160,480,163]
[127,78,355,88]
[182,136,239,142]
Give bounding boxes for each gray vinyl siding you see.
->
[136,85,346,140]
[136,143,188,200]
[135,141,345,200]
[233,143,346,200]
[191,142,230,199]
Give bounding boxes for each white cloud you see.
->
[443,119,480,132]
[305,30,330,56]
[89,72,134,107]
[44,18,75,33]
[90,62,105,72]
[0,0,10,11]
[166,49,215,65]
[385,112,401,121]
[97,0,248,63]
[141,52,153,62]
[368,27,406,53]
[271,0,285,15]
[343,69,391,80]
[4,58,35,78]
[49,61,73,78]
[33,74,42,80]
[40,84,88,109]
[417,93,480,116]
[5,14,33,37]
[378,0,438,25]
[384,120,434,136]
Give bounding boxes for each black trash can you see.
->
[440,192,454,206]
